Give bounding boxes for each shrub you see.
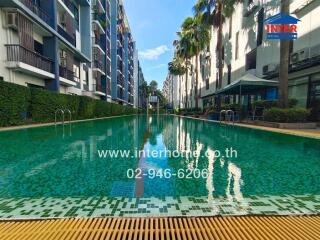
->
[253,100,278,109]
[264,107,310,123]
[0,81,139,126]
[309,99,320,122]
[0,81,31,127]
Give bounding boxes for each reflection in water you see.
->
[0,115,319,199]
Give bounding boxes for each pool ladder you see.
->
[55,109,72,125]
[220,110,235,125]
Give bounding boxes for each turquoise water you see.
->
[0,115,319,199]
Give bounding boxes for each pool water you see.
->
[0,115,319,218]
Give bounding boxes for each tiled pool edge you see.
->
[0,114,138,132]
[0,195,319,220]
[174,115,320,140]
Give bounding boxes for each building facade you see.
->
[169,0,320,111]
[0,0,143,106]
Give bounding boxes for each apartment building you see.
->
[136,60,146,109]
[0,0,142,106]
[162,74,180,110]
[172,0,320,110]
[110,0,135,105]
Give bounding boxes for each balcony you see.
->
[93,60,106,74]
[20,0,52,26]
[93,83,106,96]
[58,25,76,47]
[59,66,76,86]
[92,37,105,55]
[61,0,74,13]
[6,44,54,78]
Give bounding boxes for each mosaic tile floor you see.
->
[0,195,319,219]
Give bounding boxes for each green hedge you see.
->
[253,99,298,109]
[264,107,310,123]
[0,81,31,126]
[0,81,138,127]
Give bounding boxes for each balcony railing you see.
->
[6,44,53,73]
[93,61,106,73]
[59,66,74,81]
[58,26,76,47]
[94,83,104,92]
[106,81,111,95]
[61,0,74,13]
[20,0,52,26]
[117,76,124,86]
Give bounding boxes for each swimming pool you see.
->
[0,115,319,219]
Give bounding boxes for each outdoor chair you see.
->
[249,107,265,121]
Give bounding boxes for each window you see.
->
[227,64,232,84]
[257,8,264,46]
[206,78,209,90]
[245,49,257,70]
[235,32,239,60]
[229,16,232,39]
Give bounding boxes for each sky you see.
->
[123,0,195,89]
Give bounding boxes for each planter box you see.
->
[246,120,317,129]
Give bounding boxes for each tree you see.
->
[175,20,194,109]
[279,0,290,108]
[168,57,187,109]
[194,0,243,89]
[149,80,158,95]
[181,15,210,109]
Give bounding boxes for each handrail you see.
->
[226,110,235,125]
[64,109,72,124]
[220,110,226,124]
[55,109,65,125]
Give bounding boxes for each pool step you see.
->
[0,215,319,239]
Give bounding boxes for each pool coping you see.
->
[0,114,138,132]
[174,114,320,140]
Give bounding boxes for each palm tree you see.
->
[182,15,210,109]
[174,32,193,109]
[168,57,187,109]
[279,0,290,108]
[194,0,243,89]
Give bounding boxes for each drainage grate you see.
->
[0,215,319,239]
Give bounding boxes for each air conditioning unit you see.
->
[263,63,279,75]
[290,48,310,65]
[59,13,67,27]
[310,44,320,60]
[6,12,18,30]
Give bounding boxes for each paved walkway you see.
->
[0,215,319,239]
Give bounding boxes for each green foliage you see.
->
[264,107,310,123]
[0,81,138,127]
[0,81,31,127]
[310,99,320,122]
[253,99,298,109]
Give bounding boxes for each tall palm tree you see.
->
[279,0,290,108]
[194,0,243,89]
[168,57,186,110]
[174,32,193,109]
[182,15,210,109]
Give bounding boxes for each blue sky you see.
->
[123,0,195,89]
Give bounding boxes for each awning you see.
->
[216,73,278,95]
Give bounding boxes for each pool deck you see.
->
[1,114,320,139]
[0,215,319,239]
[177,115,320,139]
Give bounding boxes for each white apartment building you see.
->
[162,74,181,110]
[172,0,320,110]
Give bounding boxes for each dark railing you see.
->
[61,0,74,13]
[20,0,52,26]
[83,83,89,91]
[117,87,123,99]
[59,66,74,81]
[58,26,76,47]
[6,44,53,73]
[106,81,111,95]
[92,36,104,50]
[93,61,106,74]
[94,83,104,92]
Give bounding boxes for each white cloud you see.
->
[139,45,170,60]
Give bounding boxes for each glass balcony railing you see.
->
[59,66,74,81]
